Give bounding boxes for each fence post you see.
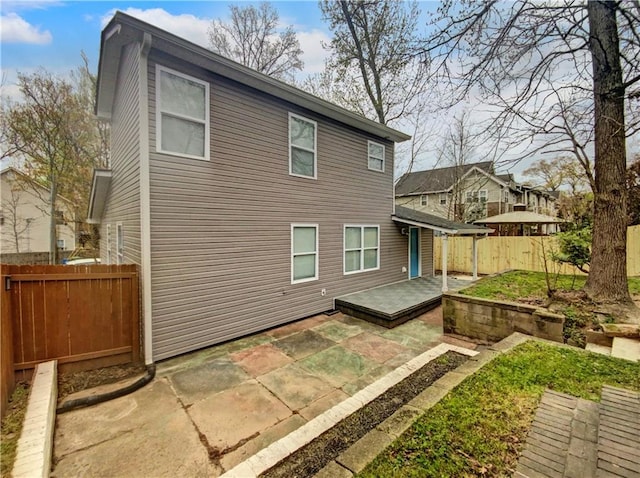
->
[1,264,15,419]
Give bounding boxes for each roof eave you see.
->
[87,169,112,223]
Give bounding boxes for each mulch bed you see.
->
[262,351,468,478]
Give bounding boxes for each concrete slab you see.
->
[219,414,307,472]
[169,358,250,405]
[611,337,640,362]
[585,343,612,356]
[336,429,392,474]
[229,343,293,377]
[273,330,336,360]
[341,332,411,363]
[187,381,291,452]
[314,461,353,478]
[298,346,380,388]
[258,363,336,411]
[54,378,217,477]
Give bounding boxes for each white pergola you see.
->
[392,206,494,292]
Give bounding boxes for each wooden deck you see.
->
[515,386,639,478]
[335,276,471,328]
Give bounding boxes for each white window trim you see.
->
[116,222,124,265]
[343,225,380,275]
[291,224,319,284]
[367,140,385,172]
[439,193,447,205]
[106,224,112,265]
[465,189,488,203]
[155,64,210,161]
[57,239,66,249]
[420,195,428,206]
[503,189,510,203]
[288,113,317,180]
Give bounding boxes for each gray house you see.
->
[88,12,471,363]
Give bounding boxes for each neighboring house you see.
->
[88,13,440,363]
[0,167,75,256]
[395,161,557,222]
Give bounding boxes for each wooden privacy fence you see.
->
[1,264,140,417]
[434,225,640,276]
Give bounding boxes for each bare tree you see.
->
[208,2,303,82]
[1,183,30,253]
[524,156,591,193]
[318,0,428,125]
[421,1,640,309]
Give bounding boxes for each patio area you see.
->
[336,275,473,327]
[52,306,477,477]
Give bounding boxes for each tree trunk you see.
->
[584,1,632,305]
[49,181,58,265]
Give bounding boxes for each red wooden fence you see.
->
[1,264,140,418]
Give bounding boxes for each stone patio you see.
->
[53,306,477,477]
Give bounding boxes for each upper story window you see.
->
[439,194,447,205]
[368,141,385,172]
[503,190,510,203]
[420,195,427,206]
[291,224,318,283]
[289,113,317,179]
[344,225,379,274]
[156,65,210,161]
[466,190,487,203]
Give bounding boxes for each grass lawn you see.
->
[458,270,640,302]
[1,382,29,477]
[357,341,640,478]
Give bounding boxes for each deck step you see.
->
[610,337,640,362]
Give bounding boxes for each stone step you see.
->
[610,337,640,362]
[586,343,612,356]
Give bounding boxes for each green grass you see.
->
[357,341,640,478]
[1,382,30,477]
[459,270,640,301]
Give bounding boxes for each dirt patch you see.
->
[58,363,147,400]
[261,351,467,478]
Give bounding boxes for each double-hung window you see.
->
[439,193,447,205]
[289,113,317,179]
[344,226,379,274]
[466,190,487,203]
[420,195,428,206]
[291,225,318,283]
[368,141,384,172]
[156,65,209,160]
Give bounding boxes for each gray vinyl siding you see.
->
[421,228,434,276]
[147,52,408,360]
[100,42,141,265]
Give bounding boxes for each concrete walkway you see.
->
[52,307,477,477]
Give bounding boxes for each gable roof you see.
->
[97,12,410,144]
[1,167,74,206]
[395,161,494,196]
[392,206,493,235]
[474,211,563,225]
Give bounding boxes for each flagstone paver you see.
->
[382,320,443,350]
[169,358,250,404]
[258,363,336,411]
[298,389,351,421]
[298,345,381,388]
[342,332,411,363]
[187,381,292,452]
[229,343,293,377]
[273,330,336,360]
[313,321,365,343]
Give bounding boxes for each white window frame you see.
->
[289,113,317,179]
[106,224,112,265]
[420,195,427,206]
[56,239,65,249]
[503,189,510,203]
[466,190,488,203]
[291,224,319,284]
[439,193,447,205]
[156,64,210,161]
[367,141,385,172]
[343,225,380,275]
[116,222,124,265]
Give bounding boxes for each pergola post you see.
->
[472,235,478,280]
[441,233,448,292]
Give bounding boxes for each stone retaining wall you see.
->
[443,292,565,344]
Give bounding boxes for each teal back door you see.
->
[409,228,420,279]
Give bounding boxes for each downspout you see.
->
[139,33,154,365]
